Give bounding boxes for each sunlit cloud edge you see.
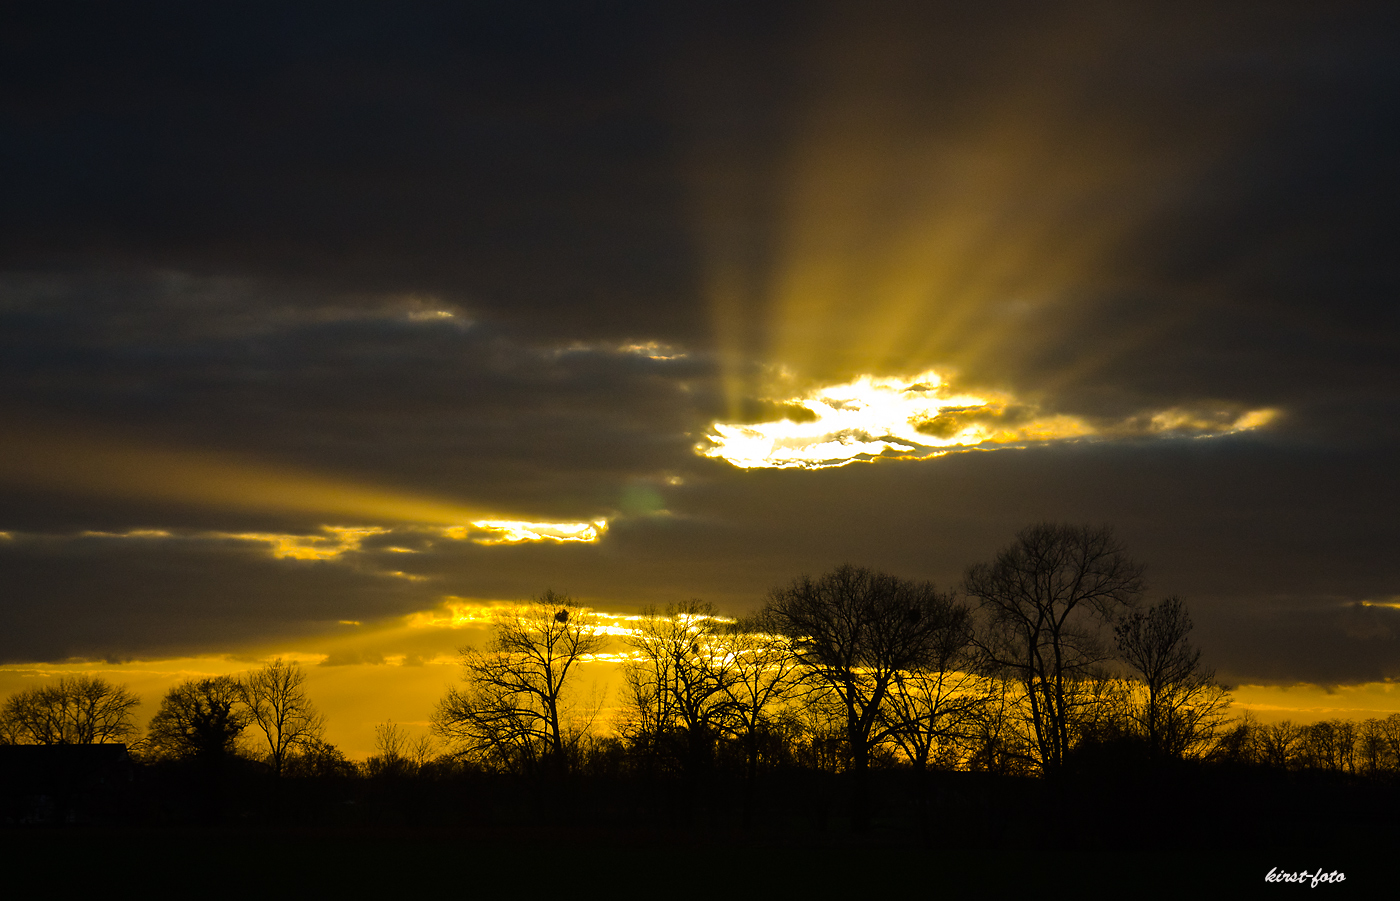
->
[699,369,1279,470]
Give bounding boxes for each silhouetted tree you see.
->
[241,659,325,777]
[881,607,982,770]
[764,564,969,829]
[966,523,1145,776]
[1357,714,1400,775]
[1298,719,1357,773]
[964,676,1036,775]
[1114,596,1231,759]
[433,590,604,776]
[0,675,140,745]
[717,611,803,783]
[146,676,249,762]
[1060,671,1146,772]
[1207,709,1260,766]
[283,738,357,779]
[622,600,734,776]
[367,720,434,778]
[1256,720,1302,770]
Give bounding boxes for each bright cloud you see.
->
[701,370,1278,470]
[220,526,390,560]
[448,519,608,546]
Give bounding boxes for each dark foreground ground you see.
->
[0,823,1387,896]
[2,758,1394,895]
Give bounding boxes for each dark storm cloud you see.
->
[1,1,1398,687]
[0,271,717,532]
[0,529,423,661]
[1,1,706,341]
[1,425,1396,680]
[380,437,1399,686]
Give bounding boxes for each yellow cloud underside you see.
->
[0,423,605,544]
[65,519,608,567]
[212,518,610,559]
[701,369,1277,470]
[221,526,389,560]
[405,598,640,638]
[446,519,608,546]
[1,423,610,548]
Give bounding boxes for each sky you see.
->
[2,1,1399,758]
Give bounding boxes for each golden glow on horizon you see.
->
[701,370,1277,470]
[1231,682,1400,723]
[8,614,1400,761]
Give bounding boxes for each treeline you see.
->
[0,660,347,777]
[1226,714,1400,775]
[4,522,1400,838]
[434,524,1224,792]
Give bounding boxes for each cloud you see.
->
[0,2,1396,699]
[700,369,1277,469]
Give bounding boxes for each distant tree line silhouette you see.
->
[427,523,1233,789]
[5,522,1400,834]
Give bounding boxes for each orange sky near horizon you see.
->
[4,596,1398,762]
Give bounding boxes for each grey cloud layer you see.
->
[1,2,1398,687]
[3,439,1396,686]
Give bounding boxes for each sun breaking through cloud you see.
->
[445,520,609,546]
[701,370,1277,470]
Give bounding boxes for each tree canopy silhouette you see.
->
[0,674,140,746]
[1115,596,1231,759]
[966,522,1145,776]
[764,564,969,828]
[622,600,735,776]
[241,659,324,777]
[146,676,249,762]
[433,590,605,776]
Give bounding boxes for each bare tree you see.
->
[1256,720,1302,770]
[1114,596,1231,759]
[368,720,436,778]
[764,564,970,829]
[0,675,140,745]
[622,600,735,775]
[146,676,249,761]
[283,738,357,779]
[717,611,803,782]
[1357,714,1400,775]
[241,659,325,776]
[965,522,1146,776]
[873,596,984,771]
[1298,719,1357,773]
[964,676,1037,776]
[433,590,605,776]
